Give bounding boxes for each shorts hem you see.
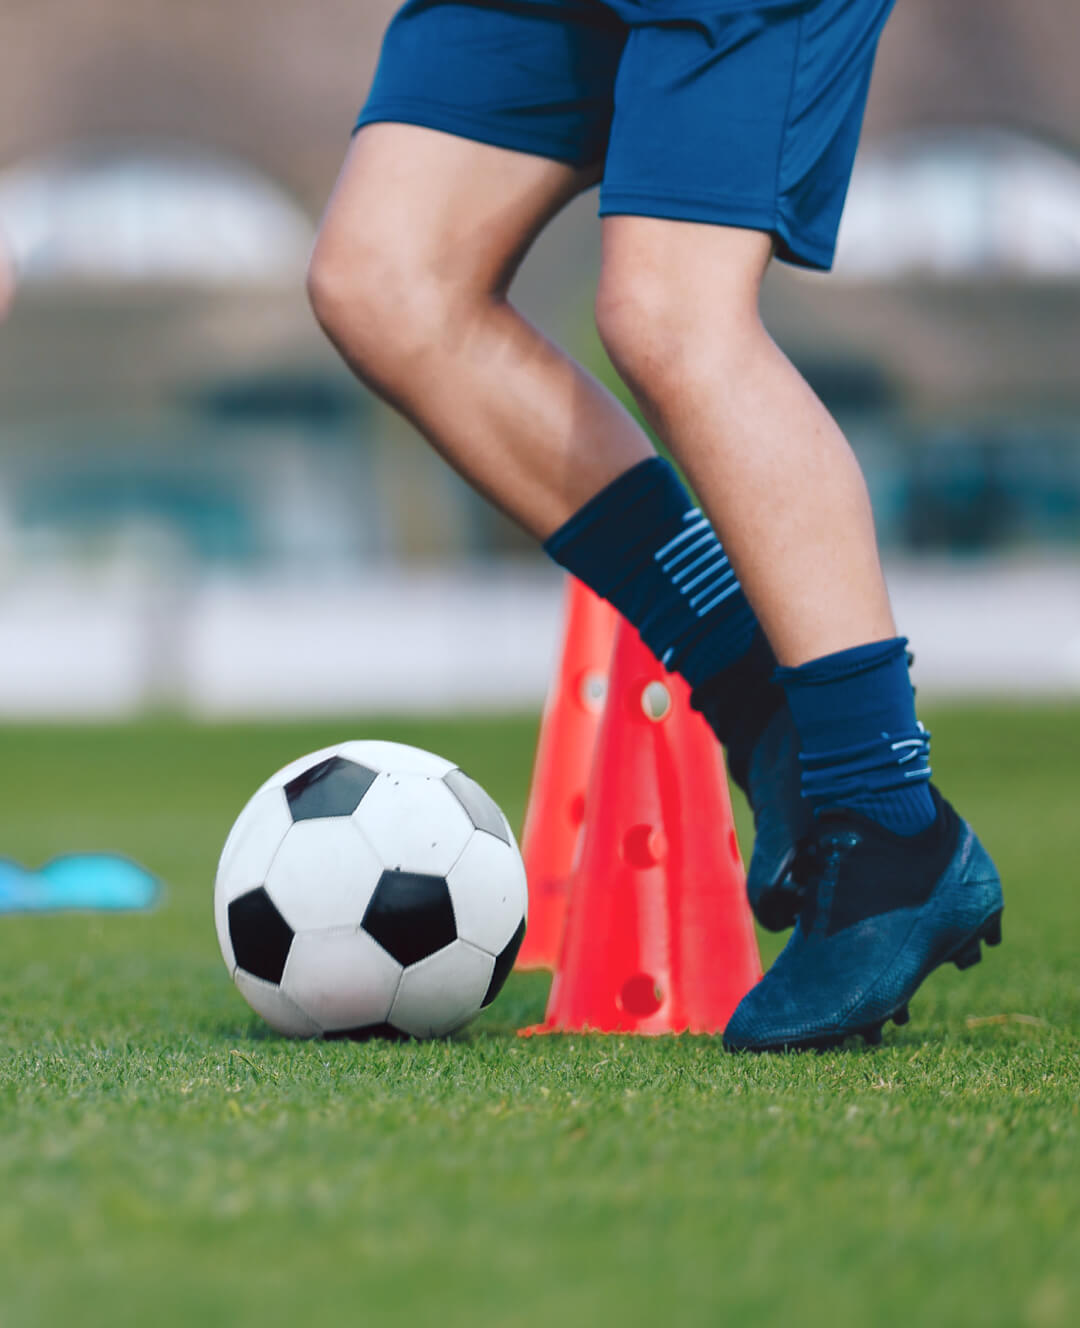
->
[355,100,601,170]
[598,189,835,271]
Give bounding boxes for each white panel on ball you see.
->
[389,941,495,1038]
[265,818,383,932]
[337,740,455,779]
[233,968,321,1038]
[281,929,402,1033]
[217,786,293,892]
[214,785,293,973]
[253,745,344,796]
[353,773,473,876]
[446,831,528,955]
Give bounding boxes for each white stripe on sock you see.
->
[691,579,744,617]
[681,560,735,596]
[655,516,709,562]
[660,530,714,573]
[671,548,727,586]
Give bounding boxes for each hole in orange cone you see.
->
[618,974,664,1016]
[578,670,609,714]
[622,824,668,867]
[640,681,672,722]
[568,792,587,827]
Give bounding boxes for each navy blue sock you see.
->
[776,638,936,836]
[543,457,782,776]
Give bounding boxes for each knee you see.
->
[306,230,456,390]
[595,257,766,405]
[595,268,678,399]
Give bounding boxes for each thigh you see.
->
[314,122,598,296]
[357,0,627,171]
[601,0,895,271]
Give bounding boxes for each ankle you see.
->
[691,629,783,788]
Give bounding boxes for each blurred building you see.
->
[0,1,1078,713]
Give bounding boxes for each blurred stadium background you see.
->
[1,0,1078,718]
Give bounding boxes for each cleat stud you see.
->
[892,1003,910,1027]
[862,1023,883,1046]
[953,939,982,971]
[984,912,1003,947]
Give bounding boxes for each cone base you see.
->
[518,1019,732,1038]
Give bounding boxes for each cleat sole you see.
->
[951,908,1004,971]
[953,939,982,970]
[727,1021,889,1054]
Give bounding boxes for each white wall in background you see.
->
[836,128,1080,279]
[0,561,1078,719]
[184,570,563,716]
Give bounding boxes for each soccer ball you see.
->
[214,741,528,1039]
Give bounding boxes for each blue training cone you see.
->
[0,855,161,914]
[0,859,38,912]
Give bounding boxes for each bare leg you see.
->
[596,217,896,668]
[308,124,653,539]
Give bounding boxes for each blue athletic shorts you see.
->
[356,0,895,270]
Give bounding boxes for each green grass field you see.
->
[1,705,1078,1328]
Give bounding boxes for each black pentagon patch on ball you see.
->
[443,769,511,845]
[285,756,378,821]
[362,870,457,967]
[228,887,294,985]
[482,917,527,1008]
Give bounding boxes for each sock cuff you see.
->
[543,457,684,564]
[774,636,909,688]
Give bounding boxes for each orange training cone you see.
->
[522,617,761,1035]
[517,577,619,970]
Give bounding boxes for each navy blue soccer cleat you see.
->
[724,786,1003,1052]
[739,704,814,933]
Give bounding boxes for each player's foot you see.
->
[723,786,1003,1052]
[739,704,814,932]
